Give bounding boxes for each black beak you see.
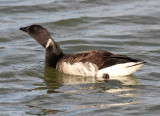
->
[20,27,28,32]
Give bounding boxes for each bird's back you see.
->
[56,50,144,77]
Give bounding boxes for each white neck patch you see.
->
[46,38,52,49]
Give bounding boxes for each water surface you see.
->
[0,0,160,115]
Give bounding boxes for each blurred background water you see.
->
[0,0,160,115]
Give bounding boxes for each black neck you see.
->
[45,40,64,68]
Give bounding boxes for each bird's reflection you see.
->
[40,66,140,110]
[42,66,140,97]
[43,66,138,86]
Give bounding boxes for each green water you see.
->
[0,0,160,115]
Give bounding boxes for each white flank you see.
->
[45,38,52,49]
[59,62,97,77]
[97,62,144,77]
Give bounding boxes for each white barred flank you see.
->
[57,62,98,77]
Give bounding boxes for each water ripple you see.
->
[0,0,160,115]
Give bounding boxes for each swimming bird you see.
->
[20,25,145,79]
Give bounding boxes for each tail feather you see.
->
[97,61,145,77]
[126,61,146,68]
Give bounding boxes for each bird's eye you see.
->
[33,26,38,31]
[29,26,37,33]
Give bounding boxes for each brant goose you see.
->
[20,25,145,79]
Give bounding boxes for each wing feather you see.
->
[57,50,142,70]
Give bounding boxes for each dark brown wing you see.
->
[58,50,141,70]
